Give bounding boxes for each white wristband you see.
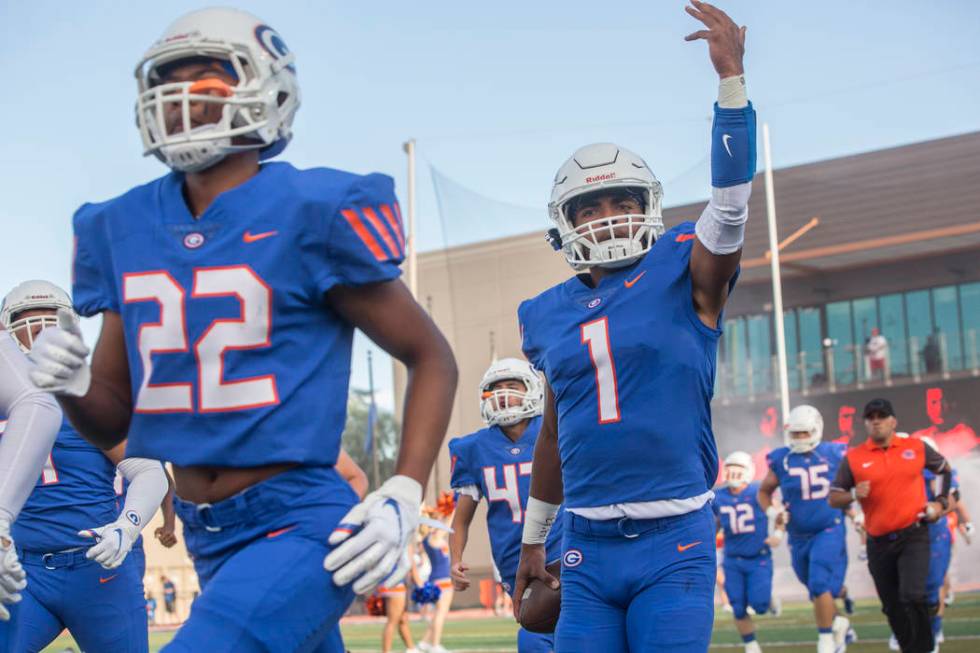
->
[850,487,858,501]
[522,497,560,545]
[718,75,748,109]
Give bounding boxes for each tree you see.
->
[341,389,400,491]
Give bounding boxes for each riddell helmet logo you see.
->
[585,172,616,184]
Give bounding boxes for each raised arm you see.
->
[684,1,754,328]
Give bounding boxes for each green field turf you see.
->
[43,593,980,652]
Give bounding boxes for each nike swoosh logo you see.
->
[722,134,734,158]
[243,230,279,243]
[266,525,297,539]
[677,540,702,553]
[862,462,873,468]
[624,271,646,288]
[99,575,118,584]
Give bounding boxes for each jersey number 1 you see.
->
[581,317,621,423]
[124,265,278,414]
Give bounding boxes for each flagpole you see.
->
[763,123,791,422]
[367,349,380,489]
[403,139,418,299]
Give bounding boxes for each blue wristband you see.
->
[711,101,757,188]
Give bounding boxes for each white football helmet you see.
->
[549,143,664,271]
[479,358,543,427]
[135,8,301,172]
[723,451,755,488]
[784,405,824,454]
[1,280,74,353]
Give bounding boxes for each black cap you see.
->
[863,398,895,418]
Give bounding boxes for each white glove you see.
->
[0,521,26,621]
[28,309,91,397]
[323,475,422,595]
[963,522,975,544]
[79,518,139,569]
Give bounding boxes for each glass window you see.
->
[827,301,855,386]
[906,290,933,375]
[961,282,980,370]
[879,293,907,376]
[798,307,825,389]
[783,311,799,390]
[933,286,962,371]
[724,317,748,396]
[747,314,772,394]
[852,297,878,384]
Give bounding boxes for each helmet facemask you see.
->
[552,183,664,271]
[724,464,750,489]
[6,312,58,353]
[1,280,75,354]
[135,15,300,173]
[481,382,536,427]
[479,359,544,428]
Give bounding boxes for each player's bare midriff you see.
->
[172,462,298,504]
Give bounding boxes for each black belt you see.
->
[868,521,923,544]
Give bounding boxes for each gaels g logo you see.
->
[254,25,296,72]
[126,510,141,527]
[563,548,583,568]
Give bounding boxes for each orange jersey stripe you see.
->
[341,209,388,261]
[360,207,400,258]
[379,204,406,251]
[676,233,696,243]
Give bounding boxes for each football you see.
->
[517,561,562,634]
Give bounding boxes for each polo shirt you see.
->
[832,436,948,537]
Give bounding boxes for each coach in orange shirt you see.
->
[829,398,951,653]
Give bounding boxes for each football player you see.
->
[513,3,754,649]
[758,405,854,653]
[0,280,169,652]
[449,358,562,653]
[0,310,63,623]
[27,8,457,653]
[713,452,784,653]
[919,436,957,646]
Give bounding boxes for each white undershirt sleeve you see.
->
[0,335,63,524]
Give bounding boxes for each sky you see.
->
[1,1,979,411]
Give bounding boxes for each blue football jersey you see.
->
[448,416,563,590]
[712,481,770,557]
[72,162,404,467]
[924,467,958,532]
[519,223,731,509]
[0,417,117,552]
[768,442,846,536]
